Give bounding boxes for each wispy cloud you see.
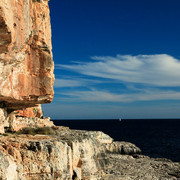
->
[54,54,180,104]
[58,88,180,102]
[57,54,180,87]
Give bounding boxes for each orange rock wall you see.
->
[16,104,43,118]
[0,0,54,109]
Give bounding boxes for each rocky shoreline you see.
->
[0,126,179,180]
[0,1,180,179]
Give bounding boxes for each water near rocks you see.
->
[53,119,180,162]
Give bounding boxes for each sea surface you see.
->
[52,119,180,162]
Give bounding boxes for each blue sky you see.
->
[43,0,180,119]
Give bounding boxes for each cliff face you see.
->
[0,1,180,179]
[0,0,54,133]
[0,129,179,180]
[0,0,54,108]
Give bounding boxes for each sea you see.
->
[52,119,180,162]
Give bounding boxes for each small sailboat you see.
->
[119,118,122,122]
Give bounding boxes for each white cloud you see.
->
[58,88,180,102]
[57,54,180,86]
[54,54,180,104]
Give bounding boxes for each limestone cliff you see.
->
[0,1,180,180]
[0,0,54,107]
[0,0,54,133]
[0,128,179,180]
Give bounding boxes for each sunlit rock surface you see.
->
[0,0,54,108]
[0,129,179,180]
[0,0,54,133]
[0,1,180,179]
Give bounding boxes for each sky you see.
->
[43,0,180,119]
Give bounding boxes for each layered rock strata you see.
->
[0,128,179,180]
[0,104,54,134]
[0,0,54,133]
[1,1,180,180]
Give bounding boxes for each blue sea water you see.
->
[52,119,180,162]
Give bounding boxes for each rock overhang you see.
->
[0,0,54,110]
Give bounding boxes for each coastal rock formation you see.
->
[0,0,54,132]
[1,1,180,180]
[0,128,179,180]
[0,0,54,107]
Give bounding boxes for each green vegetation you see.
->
[34,107,37,113]
[32,0,41,2]
[16,127,55,135]
[2,133,8,136]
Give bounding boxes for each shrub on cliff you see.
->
[16,127,55,135]
[32,0,41,2]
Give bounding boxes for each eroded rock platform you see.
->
[0,128,179,180]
